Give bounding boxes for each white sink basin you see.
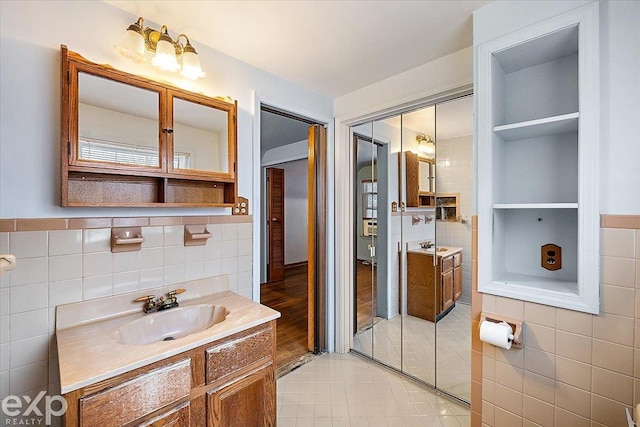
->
[113,304,229,345]
[422,246,448,253]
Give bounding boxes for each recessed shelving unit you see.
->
[477,3,599,313]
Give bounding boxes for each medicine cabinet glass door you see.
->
[351,94,473,404]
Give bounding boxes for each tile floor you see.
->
[277,352,471,426]
[352,303,471,402]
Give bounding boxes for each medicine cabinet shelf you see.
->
[477,3,599,314]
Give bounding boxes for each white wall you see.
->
[277,159,308,266]
[473,0,640,214]
[0,0,333,219]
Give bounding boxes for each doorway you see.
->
[259,106,327,373]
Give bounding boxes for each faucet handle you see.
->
[134,295,155,303]
[167,289,185,298]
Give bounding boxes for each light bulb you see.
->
[115,27,145,63]
[152,33,180,72]
[180,51,206,80]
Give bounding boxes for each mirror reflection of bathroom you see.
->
[401,105,437,386]
[351,93,473,404]
[351,123,379,360]
[433,95,473,402]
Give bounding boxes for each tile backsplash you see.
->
[0,216,252,420]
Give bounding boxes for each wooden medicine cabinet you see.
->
[60,45,237,207]
[404,151,436,208]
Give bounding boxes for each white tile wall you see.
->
[0,220,253,417]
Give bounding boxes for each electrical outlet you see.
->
[541,243,562,271]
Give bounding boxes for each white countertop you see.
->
[56,283,280,394]
[407,246,463,258]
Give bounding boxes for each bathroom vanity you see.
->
[407,246,463,322]
[56,278,279,426]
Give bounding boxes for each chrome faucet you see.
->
[134,289,186,313]
[158,289,185,311]
[134,295,159,313]
[420,240,435,249]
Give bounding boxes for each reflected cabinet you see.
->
[60,45,237,207]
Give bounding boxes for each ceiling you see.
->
[260,110,311,157]
[106,1,485,158]
[106,0,490,98]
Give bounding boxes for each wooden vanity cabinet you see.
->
[62,321,276,427]
[407,251,462,322]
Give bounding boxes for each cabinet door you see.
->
[207,365,276,427]
[453,265,463,302]
[404,151,420,207]
[137,402,190,426]
[168,92,236,179]
[407,253,437,322]
[71,68,167,173]
[441,270,454,313]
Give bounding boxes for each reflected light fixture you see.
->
[115,17,206,80]
[416,134,435,156]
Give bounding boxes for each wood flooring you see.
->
[260,264,309,373]
[261,261,376,372]
[355,260,377,332]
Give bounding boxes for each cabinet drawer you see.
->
[80,359,191,427]
[441,256,453,273]
[206,324,273,384]
[453,252,462,267]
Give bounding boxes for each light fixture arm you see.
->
[176,34,197,55]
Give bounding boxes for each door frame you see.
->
[252,91,334,351]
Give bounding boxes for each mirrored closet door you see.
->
[351,94,473,403]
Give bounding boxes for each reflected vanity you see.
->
[61,45,237,207]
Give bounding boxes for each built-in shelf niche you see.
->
[435,193,459,222]
[477,3,599,314]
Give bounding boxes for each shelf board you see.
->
[493,272,577,294]
[494,112,579,141]
[493,203,578,209]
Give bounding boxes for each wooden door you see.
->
[267,168,285,282]
[308,125,327,352]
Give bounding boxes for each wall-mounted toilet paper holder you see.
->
[480,312,523,348]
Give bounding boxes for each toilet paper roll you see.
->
[479,320,514,350]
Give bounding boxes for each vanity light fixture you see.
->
[416,134,435,156]
[115,17,206,80]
